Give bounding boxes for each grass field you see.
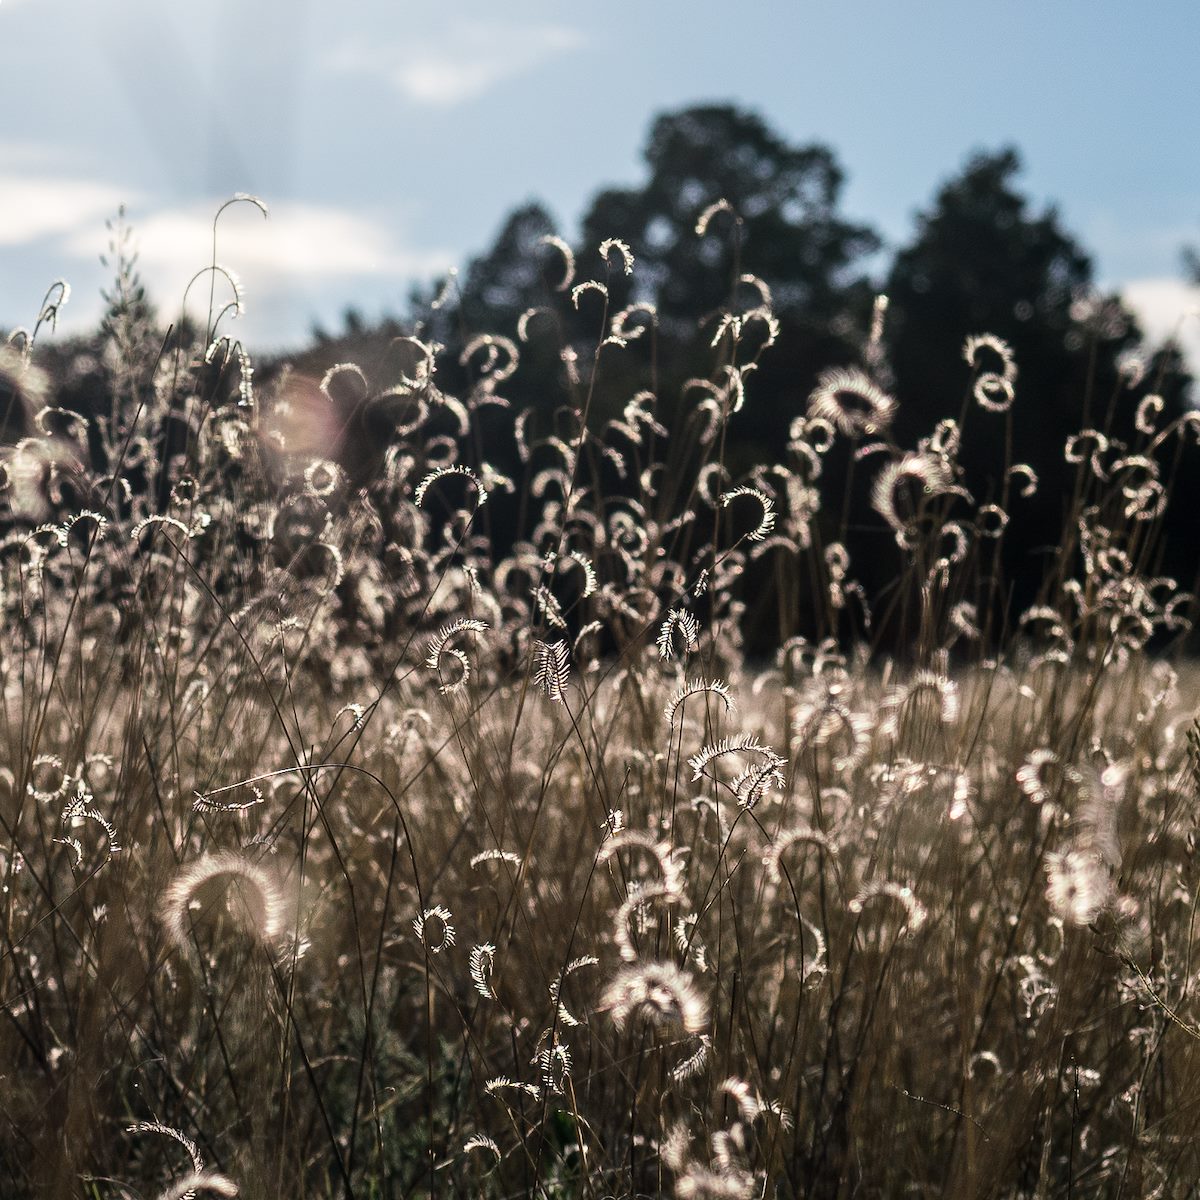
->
[2,218,1200,1198]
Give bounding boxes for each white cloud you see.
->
[325,19,584,107]
[0,143,72,169]
[66,199,450,282]
[53,198,454,347]
[1121,276,1200,378]
[0,174,134,245]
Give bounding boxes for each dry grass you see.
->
[1,206,1199,1199]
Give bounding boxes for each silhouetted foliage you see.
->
[10,109,1197,652]
[1183,242,1200,285]
[864,147,1192,644]
[577,105,880,460]
[413,106,880,466]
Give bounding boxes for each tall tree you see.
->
[576,104,881,455]
[580,105,877,324]
[1182,239,1200,284]
[413,201,569,420]
[878,148,1190,618]
[413,107,880,436]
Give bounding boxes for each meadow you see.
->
[1,202,1199,1198]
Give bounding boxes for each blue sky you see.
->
[2,0,1198,369]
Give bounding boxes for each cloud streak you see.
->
[324,19,584,107]
[0,174,135,246]
[62,200,451,282]
[0,185,452,346]
[47,197,454,347]
[1121,276,1200,378]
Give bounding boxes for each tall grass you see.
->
[1,200,1199,1199]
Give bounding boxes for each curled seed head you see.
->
[808,367,897,437]
[848,880,927,934]
[161,851,285,951]
[600,961,708,1034]
[599,237,634,275]
[537,235,576,292]
[1044,849,1108,926]
[470,943,496,998]
[413,905,456,953]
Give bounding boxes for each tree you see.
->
[1183,240,1200,285]
[413,201,568,420]
[409,105,882,483]
[576,104,881,456]
[877,148,1191,624]
[580,105,877,325]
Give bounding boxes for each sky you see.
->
[2,0,1198,371]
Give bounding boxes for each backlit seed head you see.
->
[808,367,897,437]
[600,961,708,1035]
[162,852,285,951]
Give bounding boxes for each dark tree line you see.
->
[394,105,1194,644]
[6,103,1197,650]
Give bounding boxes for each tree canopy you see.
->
[876,147,1191,627]
[10,102,1196,650]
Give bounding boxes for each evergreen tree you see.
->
[878,148,1190,621]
